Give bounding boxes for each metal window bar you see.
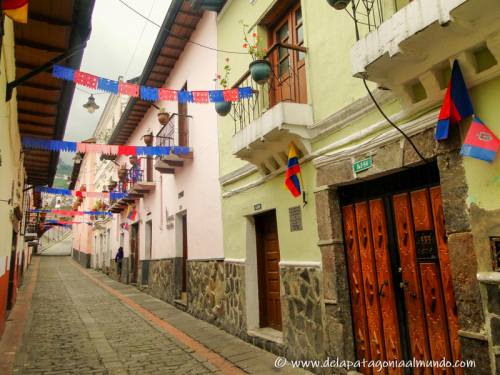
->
[345,0,411,41]
[22,191,39,235]
[154,113,193,148]
[230,42,306,133]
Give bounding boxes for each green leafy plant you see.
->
[213,58,231,89]
[242,23,267,60]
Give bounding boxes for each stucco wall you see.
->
[108,11,223,263]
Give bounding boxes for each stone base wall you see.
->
[72,248,90,269]
[281,266,326,371]
[144,259,176,304]
[222,262,246,336]
[187,260,225,327]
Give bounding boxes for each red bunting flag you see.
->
[118,145,136,156]
[119,82,140,97]
[223,88,239,102]
[158,88,178,101]
[193,91,209,104]
[74,71,98,89]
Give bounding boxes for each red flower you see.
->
[263,48,267,51]
[225,58,230,62]
[217,75,221,79]
[256,35,260,38]
[252,33,257,37]
[243,43,248,48]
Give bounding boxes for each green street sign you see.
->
[353,157,372,173]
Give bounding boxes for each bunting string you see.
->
[52,64,253,103]
[22,137,190,156]
[46,220,93,225]
[35,186,128,199]
[31,209,112,216]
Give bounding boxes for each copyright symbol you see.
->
[275,357,287,368]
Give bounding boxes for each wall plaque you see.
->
[289,205,303,232]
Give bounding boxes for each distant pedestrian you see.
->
[115,247,124,279]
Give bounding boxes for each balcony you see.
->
[230,43,313,176]
[154,114,194,174]
[350,0,500,108]
[108,162,155,214]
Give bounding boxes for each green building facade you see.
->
[213,0,500,373]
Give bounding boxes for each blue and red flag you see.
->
[126,207,137,220]
[284,142,302,198]
[435,60,475,140]
[460,117,499,162]
[124,223,129,231]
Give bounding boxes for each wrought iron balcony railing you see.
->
[230,42,307,133]
[154,113,192,149]
[347,0,412,40]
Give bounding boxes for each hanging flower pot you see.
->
[158,110,170,125]
[92,208,97,212]
[40,212,47,222]
[129,155,138,166]
[249,60,272,85]
[100,203,107,210]
[143,134,154,146]
[39,224,45,231]
[108,181,117,191]
[215,101,232,117]
[80,186,87,192]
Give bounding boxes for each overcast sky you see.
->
[60,0,171,164]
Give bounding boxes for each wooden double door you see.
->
[342,186,462,375]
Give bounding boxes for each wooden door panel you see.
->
[429,187,463,374]
[420,263,453,374]
[369,199,404,375]
[392,193,432,375]
[355,202,387,374]
[342,205,372,375]
[264,232,282,331]
[410,189,434,232]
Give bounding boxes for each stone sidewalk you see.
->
[1,256,309,375]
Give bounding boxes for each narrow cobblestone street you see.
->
[0,248,306,375]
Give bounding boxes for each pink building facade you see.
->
[94,3,225,322]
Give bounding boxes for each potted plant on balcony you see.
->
[108,177,117,191]
[92,202,99,212]
[102,185,108,193]
[129,155,138,166]
[39,205,47,222]
[80,185,87,192]
[100,201,107,211]
[242,24,270,85]
[142,128,154,146]
[158,108,170,125]
[213,58,232,116]
[118,163,127,181]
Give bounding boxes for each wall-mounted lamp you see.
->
[327,0,350,10]
[83,94,100,114]
[72,154,82,164]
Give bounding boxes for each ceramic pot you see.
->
[249,59,272,85]
[215,101,232,117]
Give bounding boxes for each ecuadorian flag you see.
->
[284,142,302,198]
[435,60,475,140]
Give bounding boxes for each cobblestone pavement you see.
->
[5,257,307,375]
